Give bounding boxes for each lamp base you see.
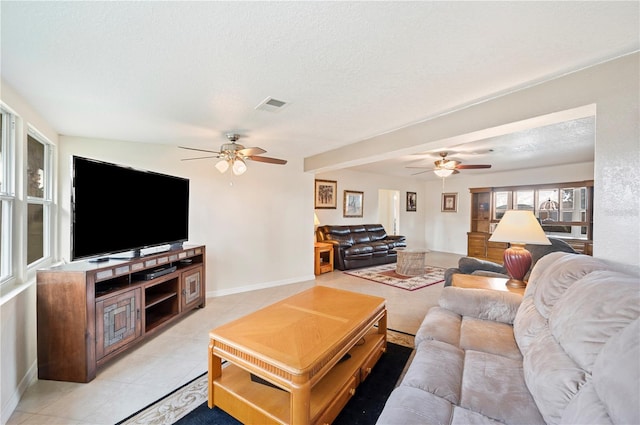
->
[506,278,527,289]
[503,243,532,285]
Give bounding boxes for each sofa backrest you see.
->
[349,225,371,244]
[514,252,639,425]
[317,224,392,246]
[317,225,355,246]
[364,224,388,241]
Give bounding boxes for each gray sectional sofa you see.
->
[377,252,640,424]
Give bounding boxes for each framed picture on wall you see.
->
[343,190,364,217]
[406,192,417,212]
[314,179,337,209]
[441,192,458,212]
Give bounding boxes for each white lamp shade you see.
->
[488,210,551,245]
[232,158,247,175]
[215,160,229,173]
[434,168,454,178]
[314,213,320,226]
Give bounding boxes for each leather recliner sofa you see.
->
[316,224,406,270]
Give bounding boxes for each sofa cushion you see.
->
[550,271,640,372]
[439,286,522,325]
[402,339,464,404]
[350,225,371,244]
[365,224,388,241]
[460,317,521,361]
[343,243,373,257]
[522,326,587,424]
[460,350,545,424]
[560,379,613,425]
[590,318,640,425]
[415,306,461,347]
[321,225,355,246]
[532,253,607,319]
[451,406,506,424]
[376,386,454,425]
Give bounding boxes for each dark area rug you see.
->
[175,341,413,425]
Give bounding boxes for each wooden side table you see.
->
[451,273,525,296]
[314,242,334,275]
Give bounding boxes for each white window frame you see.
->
[26,126,53,270]
[0,108,16,284]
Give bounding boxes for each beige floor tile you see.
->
[8,251,461,424]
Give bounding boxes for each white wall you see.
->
[314,169,426,247]
[306,53,640,271]
[58,136,315,296]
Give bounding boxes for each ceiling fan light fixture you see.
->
[434,168,454,178]
[232,158,247,175]
[215,159,230,173]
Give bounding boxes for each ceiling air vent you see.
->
[255,97,289,112]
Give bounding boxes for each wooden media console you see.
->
[36,245,206,383]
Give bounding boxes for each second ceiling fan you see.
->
[409,152,492,177]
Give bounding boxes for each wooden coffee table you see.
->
[451,273,525,296]
[208,286,387,425]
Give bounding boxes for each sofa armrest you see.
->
[471,270,510,279]
[385,235,406,242]
[458,257,506,274]
[438,286,522,324]
[324,239,352,249]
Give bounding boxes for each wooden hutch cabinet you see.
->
[468,188,508,263]
[468,182,593,262]
[37,245,206,383]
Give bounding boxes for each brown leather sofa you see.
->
[316,224,406,270]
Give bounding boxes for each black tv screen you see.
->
[71,156,189,261]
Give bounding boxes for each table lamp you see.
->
[488,210,551,288]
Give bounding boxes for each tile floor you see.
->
[7,251,461,425]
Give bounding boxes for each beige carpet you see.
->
[344,263,446,291]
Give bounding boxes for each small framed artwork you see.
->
[315,179,337,209]
[441,192,458,212]
[406,192,417,212]
[343,190,364,217]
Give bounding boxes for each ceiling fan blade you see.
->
[181,155,220,161]
[410,170,430,176]
[247,155,287,165]
[238,147,266,156]
[456,164,492,169]
[179,146,220,154]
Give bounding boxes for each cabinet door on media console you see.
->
[95,288,142,360]
[181,266,203,311]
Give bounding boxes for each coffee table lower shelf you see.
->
[211,328,386,425]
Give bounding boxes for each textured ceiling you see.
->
[1,1,638,175]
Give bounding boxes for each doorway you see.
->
[378,189,400,235]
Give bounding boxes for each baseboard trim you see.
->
[206,274,316,298]
[1,360,37,425]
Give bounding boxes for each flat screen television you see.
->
[71,156,189,261]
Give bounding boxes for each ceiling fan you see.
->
[179,133,287,175]
[408,152,492,177]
